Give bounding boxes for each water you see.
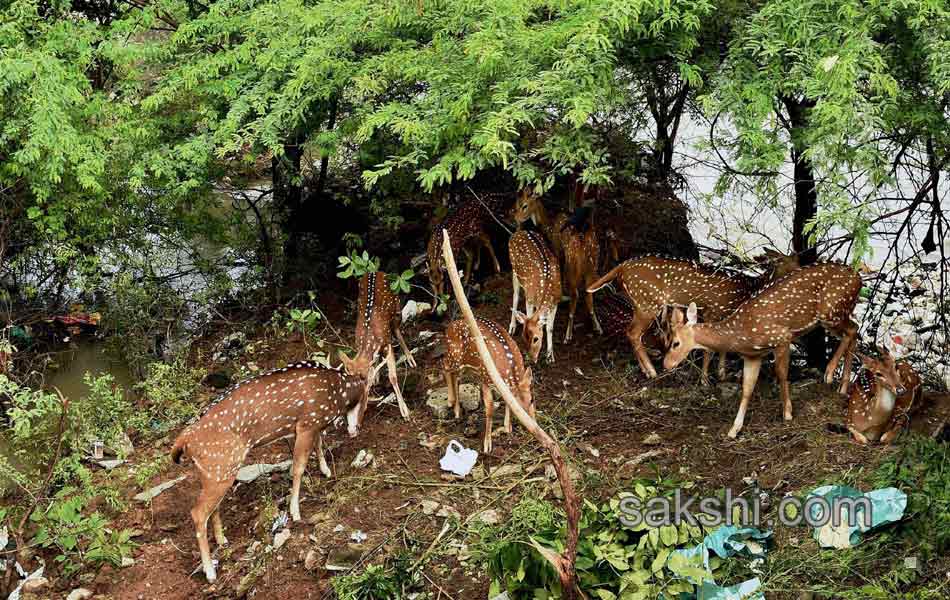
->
[44,340,135,400]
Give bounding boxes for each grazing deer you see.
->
[561,218,603,342]
[587,255,799,382]
[340,271,416,421]
[442,317,535,453]
[171,363,367,582]
[662,263,862,438]
[848,345,922,444]
[508,229,562,363]
[428,194,506,298]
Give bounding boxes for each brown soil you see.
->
[27,273,950,600]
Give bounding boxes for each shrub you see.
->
[131,358,204,435]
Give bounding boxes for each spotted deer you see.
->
[561,218,603,342]
[340,271,416,421]
[442,317,535,453]
[593,290,667,352]
[511,189,570,256]
[662,263,862,438]
[427,193,507,298]
[171,362,367,582]
[508,229,562,363]
[848,345,922,444]
[587,254,799,382]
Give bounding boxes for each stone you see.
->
[274,528,291,549]
[22,578,49,594]
[134,475,186,502]
[325,544,364,571]
[473,509,501,526]
[426,383,481,418]
[66,589,94,600]
[120,557,135,568]
[304,549,319,570]
[642,432,662,446]
[350,449,374,469]
[488,463,523,479]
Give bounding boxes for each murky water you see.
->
[44,340,135,400]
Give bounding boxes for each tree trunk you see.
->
[272,135,304,273]
[783,96,826,367]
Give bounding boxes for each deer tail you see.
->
[587,263,623,293]
[171,435,187,464]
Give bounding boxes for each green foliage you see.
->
[337,250,381,280]
[131,359,205,435]
[387,269,414,294]
[331,552,419,600]
[471,486,711,599]
[30,488,137,575]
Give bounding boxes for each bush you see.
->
[131,358,204,435]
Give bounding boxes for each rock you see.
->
[325,544,364,571]
[426,383,480,418]
[304,549,319,570]
[273,528,291,549]
[402,300,432,322]
[134,475,186,502]
[350,449,375,469]
[488,463,523,479]
[307,512,331,525]
[436,504,461,519]
[66,588,94,600]
[421,499,440,515]
[120,557,135,568]
[473,509,501,526]
[579,443,600,458]
[96,459,125,470]
[236,460,293,483]
[642,432,662,446]
[22,577,49,594]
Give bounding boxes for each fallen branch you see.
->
[440,230,582,598]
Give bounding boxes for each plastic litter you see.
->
[236,460,293,483]
[439,440,478,477]
[806,485,907,549]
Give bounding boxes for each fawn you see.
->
[508,229,562,363]
[511,189,570,256]
[848,345,922,444]
[427,193,506,298]
[587,254,799,382]
[171,362,367,582]
[561,216,604,342]
[340,271,416,421]
[662,263,861,438]
[442,316,534,453]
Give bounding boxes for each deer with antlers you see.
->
[427,193,507,299]
[508,229,562,363]
[662,263,862,438]
[442,316,535,453]
[848,345,922,444]
[339,271,416,422]
[587,253,800,383]
[171,362,368,582]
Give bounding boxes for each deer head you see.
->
[662,302,700,371]
[754,249,800,281]
[514,310,543,362]
[512,189,542,225]
[858,345,907,396]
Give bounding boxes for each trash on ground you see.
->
[439,440,478,477]
[350,449,375,469]
[8,563,45,600]
[271,512,289,534]
[807,485,907,549]
[350,530,367,543]
[236,459,293,483]
[134,475,186,502]
[667,525,772,596]
[273,528,291,549]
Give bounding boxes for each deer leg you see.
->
[584,281,602,334]
[545,306,557,363]
[717,351,727,380]
[316,431,332,478]
[837,321,858,395]
[191,474,235,583]
[394,325,417,368]
[701,352,713,387]
[482,382,494,454]
[504,403,512,434]
[824,319,857,389]
[508,273,521,334]
[479,232,502,273]
[444,367,460,420]
[774,344,792,421]
[386,344,410,419]
[626,310,657,378]
[211,509,228,547]
[290,425,317,521]
[728,357,762,439]
[848,425,870,445]
[564,289,578,343]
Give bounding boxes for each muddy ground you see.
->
[34,272,950,600]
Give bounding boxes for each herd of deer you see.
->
[171,189,923,582]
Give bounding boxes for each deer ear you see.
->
[522,367,533,385]
[686,302,698,326]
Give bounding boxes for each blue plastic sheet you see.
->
[806,485,907,548]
